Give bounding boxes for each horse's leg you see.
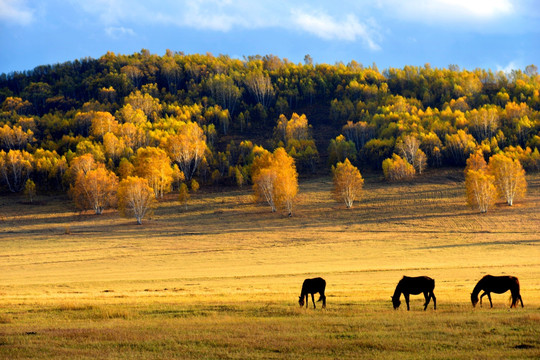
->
[480,291,487,307]
[432,292,437,310]
[423,291,430,311]
[487,293,493,308]
[304,295,308,308]
[404,293,410,311]
[321,291,326,309]
[311,293,316,309]
[519,295,524,308]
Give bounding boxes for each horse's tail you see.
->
[512,277,520,307]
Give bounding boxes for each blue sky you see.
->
[1,0,539,74]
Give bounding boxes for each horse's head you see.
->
[391,296,401,310]
[470,293,479,307]
[298,296,304,307]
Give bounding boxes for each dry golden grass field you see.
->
[1,169,539,359]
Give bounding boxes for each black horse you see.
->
[392,276,436,311]
[471,275,523,308]
[298,277,326,309]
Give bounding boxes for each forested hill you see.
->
[0,50,539,195]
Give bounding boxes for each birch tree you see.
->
[465,169,497,213]
[117,176,155,225]
[166,121,207,181]
[488,153,527,206]
[332,158,364,208]
[382,154,415,181]
[71,165,118,214]
[134,147,174,199]
[252,147,298,216]
[0,149,33,192]
[273,148,298,216]
[244,71,274,108]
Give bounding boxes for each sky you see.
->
[0,0,539,74]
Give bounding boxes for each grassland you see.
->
[1,169,539,359]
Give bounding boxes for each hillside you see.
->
[0,52,539,200]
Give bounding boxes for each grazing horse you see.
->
[392,276,436,311]
[471,275,523,308]
[298,277,326,309]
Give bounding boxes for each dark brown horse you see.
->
[471,275,523,308]
[298,277,326,309]
[392,276,436,311]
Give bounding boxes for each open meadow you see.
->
[1,169,539,359]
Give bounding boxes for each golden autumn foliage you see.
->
[465,168,497,213]
[276,113,310,144]
[274,148,298,216]
[165,121,207,181]
[445,130,477,165]
[32,149,67,188]
[488,153,527,206]
[465,150,488,173]
[382,154,415,181]
[464,151,527,210]
[396,135,420,165]
[70,165,118,214]
[467,106,499,140]
[274,113,318,172]
[103,132,127,162]
[66,153,97,185]
[251,149,276,211]
[252,147,298,215]
[89,111,119,139]
[332,158,364,209]
[2,52,540,218]
[117,176,155,225]
[0,124,33,150]
[0,149,33,192]
[396,135,427,174]
[133,147,175,199]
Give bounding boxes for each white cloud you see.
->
[0,0,34,25]
[292,10,380,49]
[436,0,513,18]
[379,0,514,23]
[497,61,520,73]
[105,26,136,39]
[73,0,382,51]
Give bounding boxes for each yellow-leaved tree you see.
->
[488,153,527,206]
[273,148,298,216]
[465,150,487,173]
[89,111,119,140]
[252,148,276,211]
[70,165,118,214]
[117,176,155,225]
[252,147,298,216]
[0,149,33,192]
[465,169,497,213]
[134,147,175,199]
[332,158,364,209]
[382,154,415,181]
[165,121,207,181]
[465,151,496,213]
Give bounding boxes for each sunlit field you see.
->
[1,169,539,359]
